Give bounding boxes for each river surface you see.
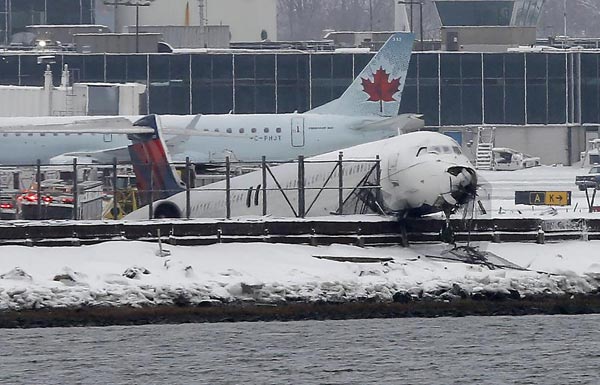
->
[1,315,599,384]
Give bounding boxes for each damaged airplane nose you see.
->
[443,166,478,207]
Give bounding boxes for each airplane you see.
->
[124,123,478,221]
[0,31,421,166]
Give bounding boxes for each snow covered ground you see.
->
[475,165,592,218]
[0,239,599,311]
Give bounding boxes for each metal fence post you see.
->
[148,166,154,220]
[225,156,231,219]
[112,157,118,220]
[375,155,381,203]
[36,159,41,220]
[185,156,191,219]
[72,158,78,220]
[261,155,267,216]
[338,151,343,214]
[298,155,305,218]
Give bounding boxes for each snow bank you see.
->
[1,240,599,311]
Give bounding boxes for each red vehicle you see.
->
[0,191,17,220]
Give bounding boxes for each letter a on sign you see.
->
[529,192,546,205]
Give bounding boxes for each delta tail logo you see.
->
[361,66,401,112]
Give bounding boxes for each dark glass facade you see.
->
[0,0,95,43]
[435,1,514,26]
[0,50,593,127]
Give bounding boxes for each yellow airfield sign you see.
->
[515,191,571,206]
[544,191,570,206]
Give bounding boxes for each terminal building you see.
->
[0,0,595,165]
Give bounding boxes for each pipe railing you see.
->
[0,154,382,221]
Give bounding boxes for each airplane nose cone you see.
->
[443,166,477,207]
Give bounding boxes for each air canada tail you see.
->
[310,32,415,117]
[128,115,185,203]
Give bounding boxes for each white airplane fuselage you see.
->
[125,131,477,220]
[160,113,400,163]
[0,112,403,165]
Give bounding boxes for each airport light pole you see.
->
[4,0,10,46]
[397,0,423,51]
[369,0,373,31]
[103,0,153,53]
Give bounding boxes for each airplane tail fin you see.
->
[310,32,414,117]
[128,115,185,204]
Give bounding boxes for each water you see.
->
[1,315,599,384]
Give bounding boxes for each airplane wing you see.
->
[350,113,425,134]
[49,146,132,165]
[0,117,155,134]
[0,115,245,138]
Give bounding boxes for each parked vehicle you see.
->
[576,166,600,191]
[493,148,541,171]
[0,191,18,219]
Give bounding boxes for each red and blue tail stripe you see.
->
[128,115,185,202]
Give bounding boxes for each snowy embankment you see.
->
[0,240,599,312]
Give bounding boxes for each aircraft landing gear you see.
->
[440,211,456,245]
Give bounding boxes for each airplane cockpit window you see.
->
[416,147,427,156]
[442,146,451,154]
[452,146,462,155]
[429,146,441,154]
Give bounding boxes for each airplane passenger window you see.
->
[214,128,219,132]
[264,128,269,133]
[246,186,253,207]
[226,128,232,133]
[251,128,257,133]
[28,133,33,136]
[453,146,462,155]
[239,128,245,133]
[254,185,261,206]
[276,127,281,133]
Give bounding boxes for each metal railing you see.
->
[0,153,382,221]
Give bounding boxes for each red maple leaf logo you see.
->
[361,67,401,112]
